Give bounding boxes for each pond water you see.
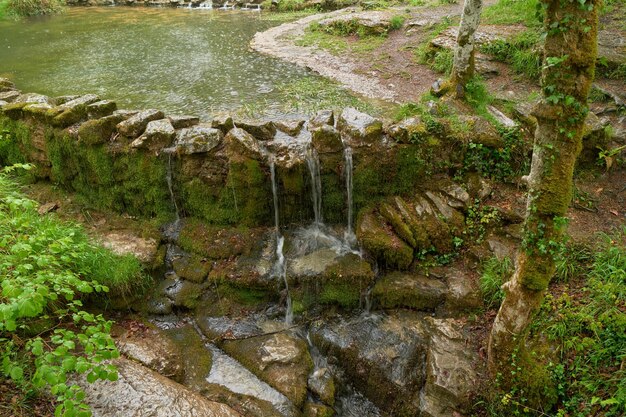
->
[0,7,333,119]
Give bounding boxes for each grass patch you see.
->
[2,0,64,18]
[482,0,542,27]
[480,256,513,309]
[480,30,542,80]
[277,77,380,115]
[414,17,455,73]
[0,164,149,416]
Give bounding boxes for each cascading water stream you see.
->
[270,159,293,325]
[343,146,357,247]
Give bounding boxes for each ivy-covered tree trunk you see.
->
[449,0,483,97]
[488,0,599,374]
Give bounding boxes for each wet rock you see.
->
[169,115,200,129]
[337,107,383,144]
[387,116,428,144]
[419,317,478,417]
[14,92,53,105]
[275,119,305,136]
[220,332,313,408]
[117,109,165,138]
[237,120,277,141]
[308,367,335,406]
[356,211,413,270]
[115,324,184,382]
[77,114,126,145]
[196,316,263,341]
[0,78,16,92]
[311,124,343,154]
[163,324,213,389]
[0,90,20,103]
[78,358,241,417]
[162,275,205,309]
[131,118,176,150]
[113,109,140,118]
[173,125,223,154]
[87,100,117,119]
[172,254,211,283]
[309,110,334,128]
[372,272,447,311]
[57,94,100,111]
[311,311,429,415]
[225,127,264,161]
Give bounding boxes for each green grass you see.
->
[480,256,513,309]
[482,0,542,27]
[2,0,64,18]
[480,30,542,80]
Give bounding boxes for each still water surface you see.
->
[0,7,323,119]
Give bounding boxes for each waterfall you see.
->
[305,147,323,227]
[167,154,180,222]
[270,159,293,326]
[343,146,357,246]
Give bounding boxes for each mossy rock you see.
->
[372,272,447,310]
[163,324,213,389]
[304,402,335,417]
[77,115,125,145]
[177,218,262,259]
[172,254,211,283]
[356,210,413,270]
[1,102,28,119]
[319,253,375,308]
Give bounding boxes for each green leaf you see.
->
[10,365,24,381]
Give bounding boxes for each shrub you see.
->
[6,0,64,17]
[0,165,147,416]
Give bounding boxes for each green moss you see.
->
[77,115,124,145]
[379,201,416,247]
[172,254,211,283]
[1,102,28,119]
[0,116,31,167]
[46,130,171,219]
[356,211,414,270]
[217,282,272,306]
[177,218,261,259]
[320,172,344,225]
[319,284,361,308]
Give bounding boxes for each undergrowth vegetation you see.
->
[478,229,626,416]
[0,165,148,416]
[1,0,64,18]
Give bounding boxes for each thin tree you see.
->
[435,0,483,98]
[488,0,600,374]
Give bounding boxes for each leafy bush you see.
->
[5,0,64,17]
[480,256,513,309]
[0,165,147,416]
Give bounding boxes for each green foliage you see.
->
[0,166,147,416]
[480,31,542,79]
[480,256,513,309]
[461,127,528,182]
[535,229,626,416]
[464,201,501,243]
[5,0,64,17]
[553,240,593,283]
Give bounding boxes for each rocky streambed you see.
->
[1,71,620,416]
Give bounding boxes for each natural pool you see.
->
[0,7,358,119]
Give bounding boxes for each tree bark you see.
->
[488,0,599,374]
[450,0,483,97]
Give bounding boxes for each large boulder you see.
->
[220,332,313,408]
[78,358,241,417]
[310,311,430,415]
[372,272,447,311]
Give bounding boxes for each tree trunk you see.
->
[450,0,483,97]
[488,0,599,374]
